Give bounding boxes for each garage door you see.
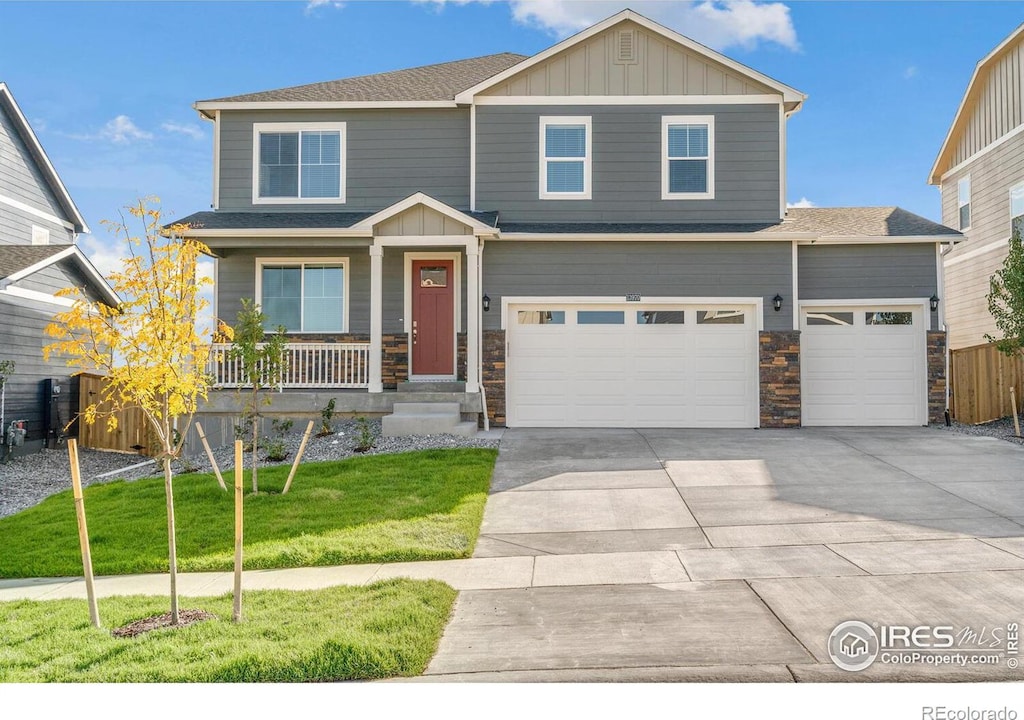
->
[801,305,926,426]
[506,303,759,428]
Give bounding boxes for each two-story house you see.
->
[928,24,1024,422]
[0,83,119,454]
[177,10,958,434]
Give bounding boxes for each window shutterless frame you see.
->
[539,116,592,200]
[254,257,350,333]
[662,115,714,200]
[957,175,971,231]
[1011,181,1024,237]
[252,122,347,205]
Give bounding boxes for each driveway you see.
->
[424,427,1024,681]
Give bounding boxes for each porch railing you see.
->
[208,342,370,389]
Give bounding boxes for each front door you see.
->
[411,259,455,377]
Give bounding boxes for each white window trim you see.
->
[539,116,592,200]
[255,257,350,333]
[1011,181,1024,233]
[251,122,347,205]
[957,175,971,231]
[662,115,715,200]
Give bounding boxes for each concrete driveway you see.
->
[424,427,1024,681]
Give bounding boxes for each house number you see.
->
[625,294,642,302]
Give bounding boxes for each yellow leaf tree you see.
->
[44,197,230,625]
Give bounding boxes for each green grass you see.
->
[0,449,497,578]
[0,579,456,682]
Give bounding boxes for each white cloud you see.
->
[305,0,345,13]
[77,233,129,281]
[415,1,799,51]
[903,65,918,80]
[161,121,206,141]
[100,115,153,144]
[787,197,816,208]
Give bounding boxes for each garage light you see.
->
[773,294,783,312]
[482,294,491,312]
[930,294,939,312]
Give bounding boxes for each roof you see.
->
[0,244,119,307]
[170,209,500,231]
[196,53,527,111]
[929,23,1024,184]
[0,83,90,233]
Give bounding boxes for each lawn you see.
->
[0,448,497,578]
[0,579,456,682]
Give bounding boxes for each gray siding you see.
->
[481,240,793,331]
[798,244,940,329]
[0,206,73,246]
[218,109,470,212]
[15,262,90,296]
[476,104,780,223]
[217,245,468,335]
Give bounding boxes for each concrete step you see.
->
[390,402,461,415]
[449,421,479,438]
[397,381,467,393]
[382,401,477,437]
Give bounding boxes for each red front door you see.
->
[411,259,455,376]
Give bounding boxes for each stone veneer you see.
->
[759,331,801,428]
[927,330,947,424]
[482,329,507,426]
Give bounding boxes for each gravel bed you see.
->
[0,418,498,519]
[935,415,1024,446]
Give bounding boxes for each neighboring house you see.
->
[176,9,958,433]
[0,83,119,454]
[929,24,1024,352]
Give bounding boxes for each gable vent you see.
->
[616,29,637,64]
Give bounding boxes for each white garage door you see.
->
[801,305,927,426]
[507,303,759,428]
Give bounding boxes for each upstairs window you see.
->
[663,116,714,200]
[957,176,971,230]
[1011,182,1024,239]
[540,117,591,199]
[253,123,346,204]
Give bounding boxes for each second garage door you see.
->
[506,303,759,428]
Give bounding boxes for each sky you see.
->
[2,0,1023,281]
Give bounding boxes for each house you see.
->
[175,9,958,434]
[928,25,1024,418]
[0,83,119,454]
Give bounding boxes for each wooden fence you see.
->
[76,373,152,455]
[950,343,1024,425]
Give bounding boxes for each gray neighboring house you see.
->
[0,83,118,454]
[176,9,959,432]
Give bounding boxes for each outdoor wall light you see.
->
[773,294,784,312]
[930,294,940,312]
[482,294,491,312]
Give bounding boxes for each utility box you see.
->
[42,378,63,449]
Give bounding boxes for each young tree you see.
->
[987,227,1024,356]
[229,298,287,492]
[44,197,226,625]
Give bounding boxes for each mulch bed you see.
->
[111,609,217,638]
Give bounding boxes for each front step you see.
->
[397,381,467,393]
[381,402,477,438]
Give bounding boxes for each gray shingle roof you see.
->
[171,210,500,230]
[0,245,71,279]
[201,53,528,104]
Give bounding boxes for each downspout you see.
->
[478,237,489,432]
[940,239,954,420]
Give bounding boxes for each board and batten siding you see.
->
[476,104,780,223]
[217,109,470,212]
[482,240,792,331]
[216,246,468,336]
[941,133,1024,349]
[949,39,1023,168]
[798,244,941,330]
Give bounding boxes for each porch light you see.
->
[482,294,491,312]
[930,294,940,312]
[772,294,783,312]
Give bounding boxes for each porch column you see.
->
[369,244,383,393]
[465,240,480,394]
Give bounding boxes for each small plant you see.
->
[178,455,201,475]
[353,416,376,453]
[318,398,336,437]
[262,418,293,462]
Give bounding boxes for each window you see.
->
[638,310,684,325]
[253,123,345,204]
[663,116,714,200]
[697,309,744,324]
[518,310,565,325]
[865,311,913,326]
[1011,183,1024,238]
[257,259,348,332]
[958,176,971,230]
[540,116,591,199]
[577,310,624,324]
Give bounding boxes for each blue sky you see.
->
[2,0,1023,276]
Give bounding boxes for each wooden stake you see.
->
[282,420,314,495]
[233,440,243,623]
[69,439,100,628]
[195,422,226,491]
[1012,386,1022,438]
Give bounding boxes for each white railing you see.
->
[208,342,370,389]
